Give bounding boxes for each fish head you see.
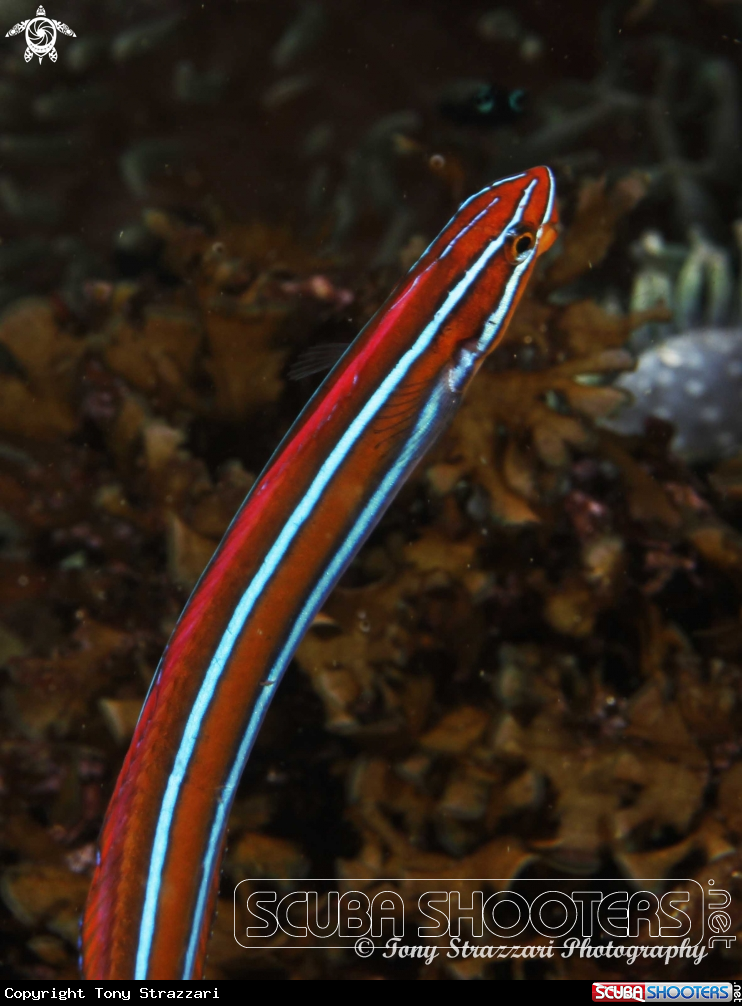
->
[371,166,558,397]
[419,165,558,377]
[496,164,559,264]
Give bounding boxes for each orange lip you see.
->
[536,220,560,257]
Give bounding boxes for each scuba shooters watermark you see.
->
[235,876,736,968]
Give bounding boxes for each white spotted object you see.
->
[602,328,742,462]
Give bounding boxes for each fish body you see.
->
[604,328,742,463]
[81,167,557,980]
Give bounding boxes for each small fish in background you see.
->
[438,80,527,127]
[601,329,742,463]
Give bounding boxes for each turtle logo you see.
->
[5,5,75,63]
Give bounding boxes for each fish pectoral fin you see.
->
[288,342,350,381]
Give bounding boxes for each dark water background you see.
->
[0,0,742,982]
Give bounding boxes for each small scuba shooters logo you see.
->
[5,6,76,63]
[592,984,734,1002]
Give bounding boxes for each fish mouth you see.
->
[536,219,560,258]
[532,164,559,258]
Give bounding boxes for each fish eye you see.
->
[508,89,525,113]
[505,226,537,264]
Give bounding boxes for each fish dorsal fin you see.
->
[288,342,350,381]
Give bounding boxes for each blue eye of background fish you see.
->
[508,89,525,113]
[474,87,495,114]
[438,81,528,127]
